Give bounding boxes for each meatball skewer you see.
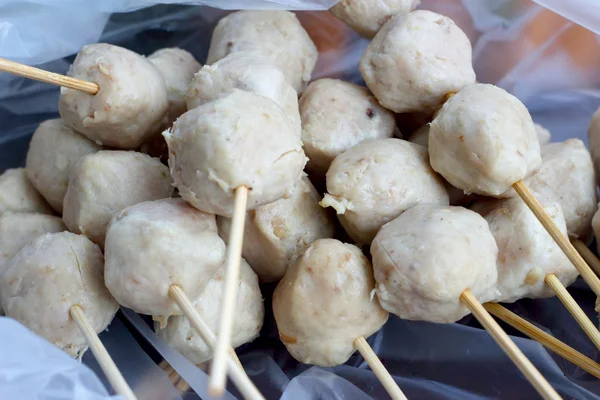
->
[0,232,136,400]
[371,205,560,400]
[273,239,406,400]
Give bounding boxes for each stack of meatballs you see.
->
[1,0,599,396]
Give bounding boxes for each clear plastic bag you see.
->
[2,1,600,399]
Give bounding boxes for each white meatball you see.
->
[218,177,335,282]
[156,258,263,364]
[62,151,173,246]
[273,238,388,367]
[148,48,201,124]
[588,107,600,187]
[534,123,551,146]
[104,199,225,317]
[0,232,118,358]
[523,139,597,242]
[330,0,420,38]
[165,90,306,217]
[0,168,53,215]
[0,212,65,269]
[206,11,317,93]
[320,139,448,245]
[59,43,168,149]
[371,205,498,323]
[429,84,541,197]
[299,79,396,176]
[359,10,475,113]
[471,197,576,303]
[26,119,101,213]
[186,52,300,137]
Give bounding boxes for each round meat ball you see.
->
[588,107,600,187]
[0,232,118,358]
[371,204,498,323]
[0,212,66,269]
[218,177,335,283]
[320,138,448,245]
[156,258,263,364]
[148,48,202,124]
[26,119,101,213]
[62,150,173,246]
[359,10,475,113]
[186,52,300,136]
[165,89,306,217]
[429,84,541,197]
[104,198,225,318]
[0,168,53,215]
[206,11,317,94]
[299,79,396,176]
[522,139,597,242]
[273,238,388,367]
[59,43,169,149]
[471,197,576,303]
[330,0,420,38]
[534,123,551,146]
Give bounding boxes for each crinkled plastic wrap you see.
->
[2,1,600,399]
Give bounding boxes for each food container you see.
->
[1,1,600,399]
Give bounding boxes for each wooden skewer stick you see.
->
[512,181,600,297]
[168,284,264,400]
[484,303,600,379]
[0,57,99,95]
[70,305,137,400]
[460,290,561,400]
[209,185,249,396]
[544,274,600,351]
[354,336,407,400]
[571,239,600,277]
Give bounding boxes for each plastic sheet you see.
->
[2,1,600,399]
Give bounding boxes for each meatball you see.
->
[471,197,576,303]
[273,238,388,366]
[429,84,541,197]
[206,11,317,93]
[148,48,201,124]
[320,138,448,245]
[359,10,475,113]
[104,199,225,318]
[165,90,306,217]
[186,52,300,136]
[218,177,335,283]
[0,212,66,269]
[62,151,173,246]
[371,205,498,323]
[522,139,597,242]
[299,79,396,176]
[588,107,600,187]
[156,258,263,364]
[59,43,168,149]
[0,232,118,358]
[330,0,420,38]
[0,168,53,215]
[26,119,101,213]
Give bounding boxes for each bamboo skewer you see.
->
[0,57,99,94]
[209,186,249,396]
[460,290,561,400]
[354,336,407,400]
[571,239,600,276]
[168,284,264,400]
[544,274,600,351]
[512,181,600,297]
[70,305,137,400]
[484,303,600,378]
